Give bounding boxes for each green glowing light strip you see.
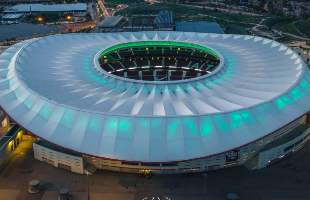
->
[100,41,219,59]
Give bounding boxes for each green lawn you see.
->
[295,20,310,38]
[263,16,293,27]
[114,2,262,34]
[220,23,250,35]
[105,0,145,7]
[117,3,261,24]
[275,22,302,36]
[264,16,310,39]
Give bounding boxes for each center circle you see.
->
[96,41,221,83]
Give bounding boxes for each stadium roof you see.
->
[0,32,309,162]
[1,13,24,20]
[176,21,224,34]
[4,3,87,13]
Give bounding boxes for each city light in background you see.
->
[36,16,44,23]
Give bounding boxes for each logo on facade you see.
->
[225,150,239,162]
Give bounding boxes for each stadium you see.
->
[0,31,310,174]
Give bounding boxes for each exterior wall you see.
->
[85,114,309,174]
[33,142,84,174]
[255,115,307,147]
[25,112,310,174]
[257,128,310,169]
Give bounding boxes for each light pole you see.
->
[86,171,90,200]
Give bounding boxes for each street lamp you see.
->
[36,16,44,23]
[66,15,73,21]
[85,171,90,200]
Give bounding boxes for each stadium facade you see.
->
[0,32,309,174]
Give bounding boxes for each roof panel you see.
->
[0,32,309,162]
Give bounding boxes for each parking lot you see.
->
[0,138,310,200]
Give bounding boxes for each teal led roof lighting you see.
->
[0,32,309,163]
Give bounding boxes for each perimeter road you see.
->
[1,142,310,199]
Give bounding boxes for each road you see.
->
[110,4,128,16]
[97,0,110,17]
[88,2,98,21]
[250,18,281,40]
[273,29,310,41]
[197,13,257,26]
[251,17,310,41]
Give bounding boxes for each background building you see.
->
[3,3,87,16]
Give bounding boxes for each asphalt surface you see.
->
[0,23,59,41]
[0,137,310,200]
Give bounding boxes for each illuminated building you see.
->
[0,32,309,173]
[3,3,87,16]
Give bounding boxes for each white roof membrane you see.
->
[0,32,309,162]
